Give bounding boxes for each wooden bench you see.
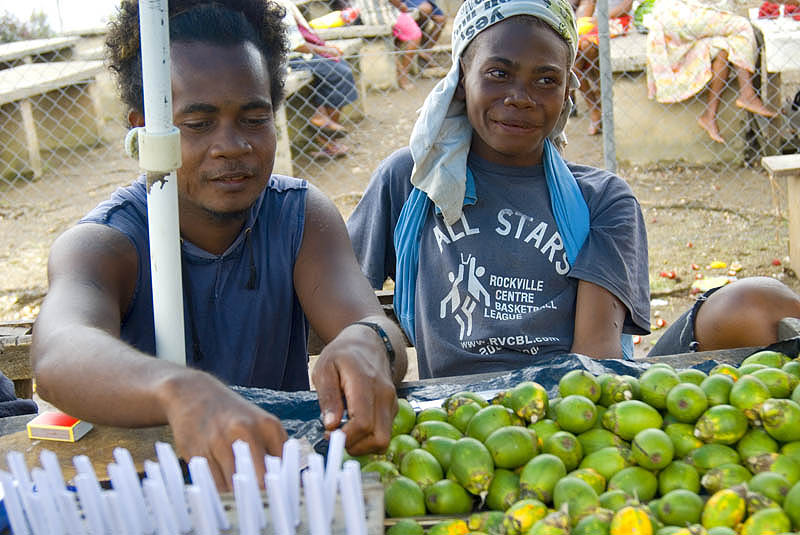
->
[608,31,751,166]
[0,320,33,400]
[0,60,105,179]
[0,37,79,70]
[761,154,800,269]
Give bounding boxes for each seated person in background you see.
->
[32,0,407,490]
[279,0,359,159]
[346,0,800,378]
[573,0,633,135]
[354,0,422,90]
[0,371,36,418]
[402,0,446,66]
[645,0,776,143]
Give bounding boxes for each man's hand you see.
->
[312,323,398,455]
[162,369,288,491]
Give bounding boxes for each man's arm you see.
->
[32,224,287,490]
[294,185,408,455]
[571,279,627,358]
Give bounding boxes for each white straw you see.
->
[31,467,64,535]
[282,439,300,528]
[344,460,366,535]
[324,430,346,524]
[40,450,67,496]
[187,457,230,531]
[308,453,324,478]
[74,473,105,535]
[73,455,112,533]
[113,448,154,535]
[265,455,282,477]
[58,489,87,535]
[266,472,291,535]
[21,491,46,535]
[341,462,367,535]
[108,463,144,535]
[154,442,191,534]
[7,450,32,492]
[143,478,178,535]
[302,468,329,535]
[103,489,129,535]
[185,485,217,535]
[0,470,31,535]
[233,474,259,535]
[232,440,266,529]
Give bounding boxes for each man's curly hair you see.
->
[106,0,289,115]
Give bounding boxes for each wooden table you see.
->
[0,60,104,179]
[0,37,79,69]
[749,8,800,153]
[0,422,173,485]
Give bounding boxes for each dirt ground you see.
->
[1,72,798,373]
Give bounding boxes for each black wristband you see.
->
[352,321,396,369]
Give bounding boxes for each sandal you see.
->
[312,141,349,160]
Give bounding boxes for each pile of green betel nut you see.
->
[346,350,800,535]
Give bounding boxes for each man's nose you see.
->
[210,126,253,157]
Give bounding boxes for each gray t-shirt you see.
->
[347,148,650,379]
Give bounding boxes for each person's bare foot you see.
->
[588,108,602,135]
[736,97,777,118]
[398,77,415,91]
[697,115,724,143]
[310,114,347,135]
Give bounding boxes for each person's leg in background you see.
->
[575,37,602,135]
[693,277,800,351]
[648,277,800,357]
[392,13,423,90]
[291,54,359,159]
[697,50,729,144]
[408,0,445,65]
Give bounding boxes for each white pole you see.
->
[138,0,186,365]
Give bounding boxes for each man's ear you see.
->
[128,109,145,128]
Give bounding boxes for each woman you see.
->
[645,0,776,143]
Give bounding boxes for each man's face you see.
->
[458,19,570,167]
[170,41,276,220]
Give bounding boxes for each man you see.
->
[31,0,407,490]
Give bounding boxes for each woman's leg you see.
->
[697,50,729,143]
[693,277,800,351]
[576,39,602,135]
[734,66,777,118]
[414,2,445,63]
[397,38,420,90]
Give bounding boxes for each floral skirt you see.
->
[645,0,757,103]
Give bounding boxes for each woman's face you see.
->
[458,18,571,167]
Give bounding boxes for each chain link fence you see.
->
[0,0,798,321]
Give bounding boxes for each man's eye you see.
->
[243,116,272,127]
[488,68,508,79]
[183,120,211,130]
